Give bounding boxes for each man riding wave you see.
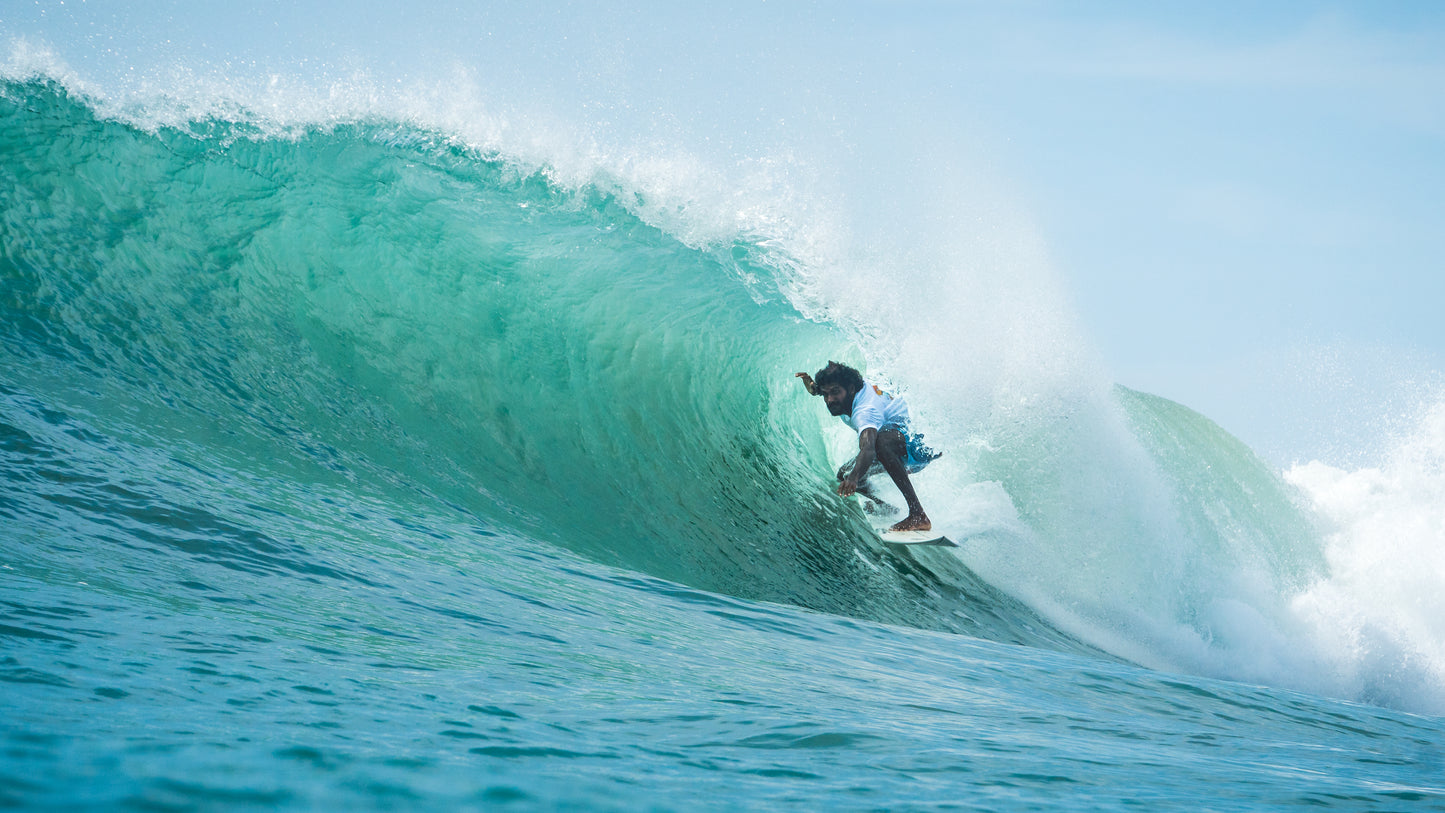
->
[796,361,939,532]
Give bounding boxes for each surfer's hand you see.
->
[795,372,818,395]
[838,477,857,497]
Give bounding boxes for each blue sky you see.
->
[915,3,1445,462]
[5,1,1442,464]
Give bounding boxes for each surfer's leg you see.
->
[877,428,931,532]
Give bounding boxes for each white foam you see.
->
[1284,400,1445,713]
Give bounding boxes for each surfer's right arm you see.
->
[838,427,878,497]
[795,372,819,396]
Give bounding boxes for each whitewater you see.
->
[4,15,1445,811]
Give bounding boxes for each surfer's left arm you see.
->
[839,427,878,496]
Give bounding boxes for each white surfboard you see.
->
[877,529,957,547]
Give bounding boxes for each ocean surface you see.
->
[3,69,1445,810]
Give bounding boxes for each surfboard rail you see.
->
[877,529,957,547]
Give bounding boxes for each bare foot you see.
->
[889,513,931,532]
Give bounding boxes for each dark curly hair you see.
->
[813,361,864,394]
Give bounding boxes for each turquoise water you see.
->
[4,78,1445,809]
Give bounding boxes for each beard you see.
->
[826,401,849,417]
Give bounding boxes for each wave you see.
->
[0,77,1091,648]
[3,74,1442,712]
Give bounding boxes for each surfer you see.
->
[796,361,938,532]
